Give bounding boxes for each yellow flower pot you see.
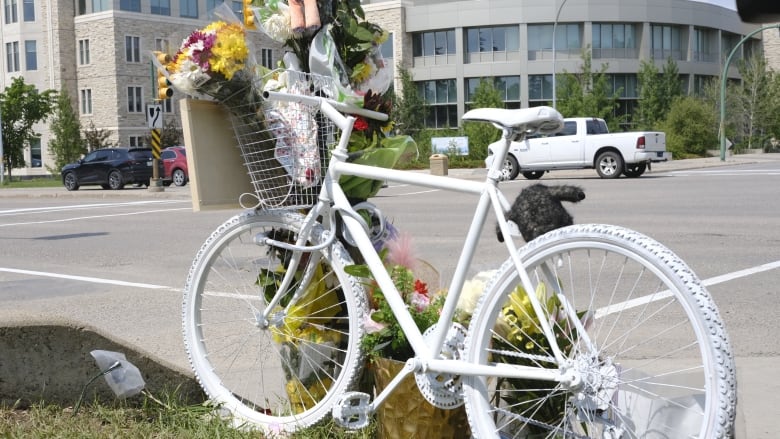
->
[371,357,470,439]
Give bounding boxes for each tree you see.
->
[0,76,57,180]
[661,96,717,158]
[635,57,683,130]
[48,88,85,174]
[392,68,426,137]
[555,47,620,128]
[462,78,503,160]
[82,120,114,151]
[734,52,775,149]
[143,118,183,148]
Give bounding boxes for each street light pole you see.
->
[719,24,780,161]
[552,0,569,109]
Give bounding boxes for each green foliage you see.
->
[462,79,503,161]
[47,88,85,174]
[635,57,683,130]
[0,77,57,180]
[143,118,183,148]
[392,68,426,136]
[555,47,619,126]
[734,53,776,150]
[661,96,717,158]
[82,120,115,151]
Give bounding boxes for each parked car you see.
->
[161,146,189,187]
[61,148,163,191]
[485,117,669,180]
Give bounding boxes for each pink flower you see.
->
[410,290,430,312]
[363,310,386,334]
[385,231,417,271]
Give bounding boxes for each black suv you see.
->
[61,148,163,190]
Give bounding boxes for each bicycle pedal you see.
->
[331,391,371,429]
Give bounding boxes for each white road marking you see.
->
[0,200,188,216]
[0,207,191,227]
[3,260,779,309]
[596,260,780,318]
[0,267,176,291]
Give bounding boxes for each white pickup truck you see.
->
[485,117,670,179]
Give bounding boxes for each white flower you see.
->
[170,60,210,95]
[456,270,497,319]
[263,11,293,43]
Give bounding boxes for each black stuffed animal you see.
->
[497,184,586,242]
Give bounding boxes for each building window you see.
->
[151,0,170,15]
[527,24,581,60]
[80,89,93,115]
[380,33,393,60]
[4,0,18,23]
[692,75,715,96]
[6,42,19,72]
[692,27,717,62]
[155,38,170,53]
[92,0,109,12]
[528,74,554,106]
[466,26,519,53]
[78,39,90,65]
[232,0,243,23]
[129,136,144,147]
[465,76,521,110]
[417,79,457,129]
[180,0,197,18]
[119,0,140,12]
[24,40,37,70]
[261,48,273,69]
[206,0,219,18]
[721,31,742,61]
[125,36,141,63]
[607,74,638,126]
[592,23,637,58]
[412,30,456,57]
[651,24,683,60]
[22,0,33,21]
[127,86,143,113]
[29,138,41,167]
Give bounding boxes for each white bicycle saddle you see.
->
[462,106,564,135]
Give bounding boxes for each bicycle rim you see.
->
[464,224,735,438]
[182,210,366,433]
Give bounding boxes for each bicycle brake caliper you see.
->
[332,391,371,429]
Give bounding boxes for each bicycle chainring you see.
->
[414,322,467,409]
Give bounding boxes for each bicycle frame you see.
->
[261,92,578,409]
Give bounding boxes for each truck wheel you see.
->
[624,163,646,178]
[522,171,544,180]
[501,155,520,180]
[596,151,623,179]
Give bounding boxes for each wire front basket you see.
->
[225,71,337,210]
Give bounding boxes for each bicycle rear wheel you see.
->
[464,224,735,438]
[182,210,366,433]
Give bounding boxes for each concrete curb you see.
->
[0,315,204,407]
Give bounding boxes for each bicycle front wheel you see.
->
[464,224,735,438]
[182,210,366,433]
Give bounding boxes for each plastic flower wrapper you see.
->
[156,3,263,111]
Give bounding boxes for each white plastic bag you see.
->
[90,350,145,399]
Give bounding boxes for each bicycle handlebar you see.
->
[263,90,389,122]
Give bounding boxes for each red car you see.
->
[161,146,189,186]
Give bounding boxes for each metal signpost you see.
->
[147,103,164,191]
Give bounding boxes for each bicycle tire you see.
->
[464,224,736,438]
[182,210,366,433]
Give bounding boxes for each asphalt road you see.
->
[1,154,779,437]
